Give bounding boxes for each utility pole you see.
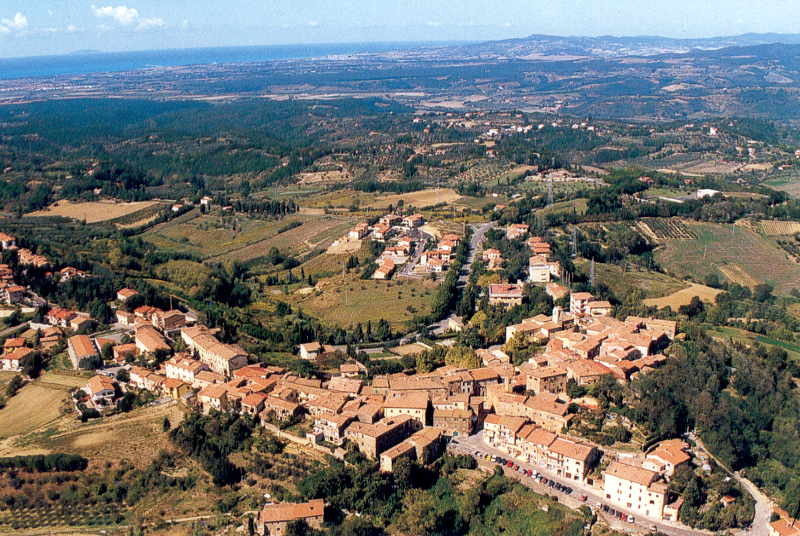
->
[590,258,596,289]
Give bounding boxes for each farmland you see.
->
[654,221,800,295]
[284,272,438,328]
[644,283,723,310]
[636,218,695,241]
[0,373,80,440]
[143,210,354,262]
[362,188,463,210]
[576,259,686,299]
[28,200,163,224]
[761,220,800,236]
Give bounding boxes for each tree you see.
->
[163,416,171,432]
[444,345,480,369]
[395,489,439,536]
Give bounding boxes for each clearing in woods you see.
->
[654,221,800,295]
[28,200,161,223]
[362,188,462,209]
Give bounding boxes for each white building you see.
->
[603,461,667,520]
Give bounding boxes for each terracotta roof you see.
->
[384,390,429,410]
[87,375,116,396]
[605,460,658,487]
[548,438,595,462]
[69,335,96,359]
[259,499,324,524]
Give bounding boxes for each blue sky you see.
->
[1,1,800,58]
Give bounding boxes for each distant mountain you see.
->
[448,33,800,59]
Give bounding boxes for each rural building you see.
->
[570,292,595,317]
[85,375,117,404]
[256,499,324,536]
[135,326,171,355]
[344,415,415,458]
[383,391,430,430]
[116,288,139,301]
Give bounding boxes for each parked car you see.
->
[580,494,588,501]
[490,455,496,462]
[628,516,635,524]
[649,524,657,531]
[513,464,519,471]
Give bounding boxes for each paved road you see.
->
[449,432,710,536]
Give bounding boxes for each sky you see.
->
[2,1,800,58]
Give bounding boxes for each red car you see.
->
[507,460,513,468]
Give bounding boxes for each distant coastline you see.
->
[0,41,456,80]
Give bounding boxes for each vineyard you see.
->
[776,236,800,260]
[761,220,800,236]
[637,218,696,241]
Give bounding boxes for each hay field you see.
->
[655,222,800,295]
[363,188,462,209]
[644,284,722,309]
[0,385,67,438]
[28,200,161,223]
[762,220,800,236]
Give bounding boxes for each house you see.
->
[379,214,402,226]
[256,499,324,536]
[60,266,88,281]
[241,392,269,416]
[525,365,568,394]
[529,255,552,283]
[586,301,613,317]
[310,413,353,445]
[153,310,187,332]
[604,461,668,521]
[373,260,395,280]
[546,437,598,482]
[349,222,370,240]
[112,343,139,364]
[165,356,210,385]
[433,408,474,437]
[163,378,190,399]
[262,396,302,422]
[566,360,613,386]
[135,326,171,355]
[299,342,321,361]
[0,232,16,249]
[344,415,415,458]
[545,282,569,300]
[3,337,25,354]
[1,347,31,371]
[769,518,800,536]
[198,384,229,412]
[402,214,425,228]
[134,306,162,321]
[181,325,248,376]
[2,285,24,304]
[70,316,95,333]
[383,391,430,430]
[379,427,442,472]
[340,363,361,377]
[116,288,139,302]
[570,292,595,317]
[85,375,117,404]
[523,392,573,433]
[68,335,98,368]
[46,307,77,328]
[116,310,135,326]
[506,223,529,240]
[372,223,393,240]
[327,376,363,395]
[644,439,691,477]
[488,284,523,307]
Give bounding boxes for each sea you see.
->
[0,42,454,80]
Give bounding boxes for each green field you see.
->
[655,221,800,295]
[144,210,355,261]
